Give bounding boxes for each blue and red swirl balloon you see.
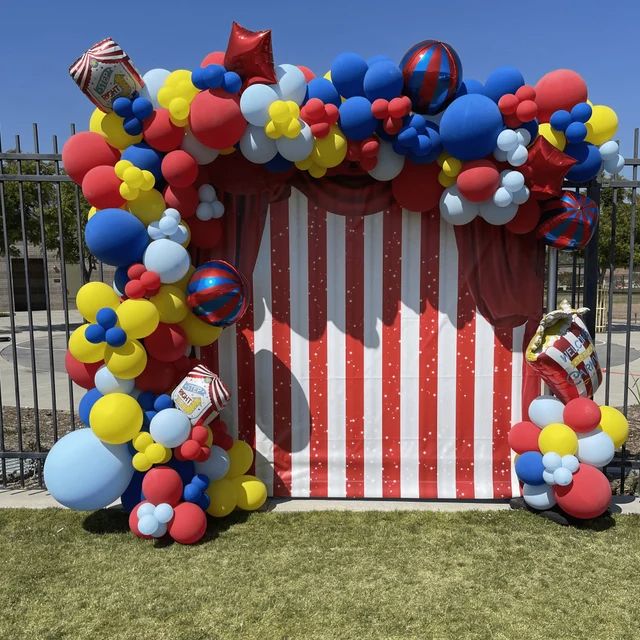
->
[400,40,462,115]
[186,260,249,326]
[536,191,598,250]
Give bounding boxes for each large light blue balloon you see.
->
[522,483,557,510]
[194,445,230,482]
[143,238,191,284]
[140,69,171,108]
[149,408,190,448]
[44,428,133,510]
[528,395,565,428]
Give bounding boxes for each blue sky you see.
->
[0,0,636,154]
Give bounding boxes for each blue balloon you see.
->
[565,121,587,144]
[105,327,127,347]
[570,102,592,124]
[331,52,368,98]
[440,94,504,161]
[153,394,173,411]
[565,143,603,183]
[456,79,484,97]
[223,71,242,94]
[44,428,134,510]
[265,153,294,173]
[114,266,129,294]
[515,451,545,486]
[79,388,102,426]
[120,471,144,512]
[338,96,377,140]
[483,66,525,102]
[121,142,164,182]
[367,55,393,66]
[123,118,143,136]
[132,97,153,121]
[96,307,117,329]
[85,324,105,344]
[167,457,195,486]
[363,60,403,101]
[85,209,149,267]
[137,391,156,411]
[113,97,133,118]
[306,78,341,107]
[549,110,571,132]
[520,119,539,142]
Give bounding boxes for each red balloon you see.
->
[563,398,602,433]
[142,109,184,152]
[129,501,154,539]
[62,132,120,184]
[508,421,542,454]
[534,69,588,123]
[456,160,500,203]
[135,357,176,393]
[200,51,225,67]
[172,355,197,383]
[161,150,198,188]
[65,350,102,389]
[164,185,199,219]
[167,502,207,544]
[142,466,183,506]
[506,198,541,235]
[516,100,537,123]
[145,323,188,362]
[298,65,316,82]
[224,21,277,86]
[189,90,247,150]
[391,161,443,212]
[187,217,224,250]
[554,464,611,519]
[82,165,125,209]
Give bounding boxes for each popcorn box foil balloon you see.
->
[525,300,601,402]
[171,365,230,425]
[69,37,144,111]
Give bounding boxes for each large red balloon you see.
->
[135,357,176,393]
[161,150,198,188]
[508,421,541,454]
[167,502,207,544]
[534,70,588,123]
[456,160,500,203]
[65,350,102,389]
[506,198,541,235]
[391,161,443,212]
[164,185,199,219]
[141,466,183,506]
[129,501,153,539]
[563,398,602,433]
[145,323,188,362]
[81,165,125,209]
[554,464,611,519]
[62,132,120,184]
[187,217,224,250]
[189,90,247,150]
[142,109,184,152]
[200,51,225,67]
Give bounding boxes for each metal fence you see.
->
[0,124,639,493]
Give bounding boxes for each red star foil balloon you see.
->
[521,137,577,200]
[224,22,277,87]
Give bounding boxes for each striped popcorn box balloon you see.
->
[171,365,231,425]
[69,37,144,111]
[526,300,601,402]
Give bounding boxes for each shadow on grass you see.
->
[509,497,616,531]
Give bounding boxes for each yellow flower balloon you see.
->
[76,282,120,323]
[104,339,147,379]
[116,299,160,340]
[89,109,142,150]
[68,324,105,363]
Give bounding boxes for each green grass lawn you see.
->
[0,509,639,639]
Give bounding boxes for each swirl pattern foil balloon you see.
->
[536,191,598,250]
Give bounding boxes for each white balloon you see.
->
[493,187,513,208]
[599,140,619,160]
[240,84,279,126]
[181,130,220,165]
[274,63,307,105]
[523,483,557,510]
[439,186,479,225]
[143,239,190,284]
[511,186,530,205]
[479,199,518,225]
[240,125,278,164]
[140,68,171,108]
[615,154,625,173]
[528,395,565,428]
[276,122,314,162]
[497,129,519,152]
[94,366,135,395]
[516,128,532,147]
[506,145,528,167]
[577,428,615,467]
[194,445,230,482]
[198,184,217,203]
[367,141,405,181]
[196,202,215,221]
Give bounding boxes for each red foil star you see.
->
[521,137,577,200]
[224,22,277,87]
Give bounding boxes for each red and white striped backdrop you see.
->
[200,188,540,499]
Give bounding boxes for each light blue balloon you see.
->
[502,170,525,193]
[138,514,160,536]
[522,483,557,510]
[94,365,135,395]
[577,428,615,467]
[137,502,155,517]
[561,454,580,473]
[542,470,555,485]
[149,408,191,448]
[140,69,171,108]
[553,467,573,486]
[153,522,168,538]
[240,83,279,126]
[528,395,565,428]
[599,140,619,160]
[154,502,174,524]
[194,445,230,482]
[143,238,191,284]
[44,428,133,510]
[542,452,562,472]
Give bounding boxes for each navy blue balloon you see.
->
[137,391,156,411]
[339,97,377,141]
[363,60,403,101]
[565,143,603,183]
[550,110,571,132]
[120,470,144,512]
[114,266,129,294]
[123,118,143,136]
[440,94,504,161]
[515,451,545,486]
[79,388,103,426]
[153,394,173,411]
[306,78,341,107]
[521,119,539,142]
[121,142,164,182]
[483,66,525,102]
[85,209,149,267]
[565,121,587,144]
[331,52,368,98]
[265,153,294,173]
[166,457,195,486]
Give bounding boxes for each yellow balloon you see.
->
[232,475,267,511]
[174,265,195,291]
[599,406,628,448]
[226,440,254,478]
[438,171,456,188]
[150,285,188,323]
[68,324,105,363]
[585,104,618,146]
[132,452,152,472]
[313,126,347,168]
[442,157,461,177]
[147,443,169,464]
[538,123,566,151]
[90,392,143,444]
[116,299,159,339]
[179,311,223,347]
[88,207,97,220]
[76,282,120,322]
[133,432,153,452]
[127,189,166,225]
[206,479,237,517]
[89,108,142,150]
[538,423,578,456]
[104,339,147,379]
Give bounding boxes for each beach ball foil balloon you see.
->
[536,191,598,251]
[400,40,462,115]
[186,260,249,327]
